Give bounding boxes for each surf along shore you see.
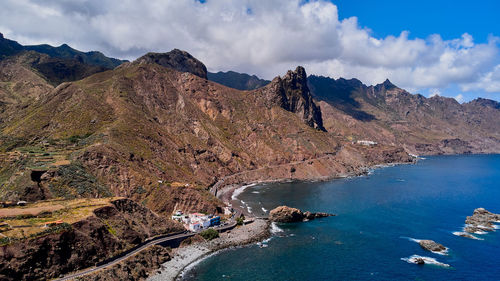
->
[148,151,417,280]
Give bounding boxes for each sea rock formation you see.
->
[464,208,500,233]
[414,257,425,265]
[262,66,325,131]
[418,240,447,253]
[136,49,208,79]
[269,206,334,223]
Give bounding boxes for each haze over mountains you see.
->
[0,34,499,280]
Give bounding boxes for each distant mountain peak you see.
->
[207,70,270,90]
[136,49,208,79]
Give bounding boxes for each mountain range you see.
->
[0,33,498,280]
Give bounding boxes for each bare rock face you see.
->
[464,208,500,233]
[419,240,446,253]
[136,49,208,79]
[263,66,325,131]
[269,206,334,223]
[0,199,183,281]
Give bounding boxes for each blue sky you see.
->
[335,0,499,43]
[332,0,500,102]
[1,0,499,102]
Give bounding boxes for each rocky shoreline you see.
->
[148,219,270,281]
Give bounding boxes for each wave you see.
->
[231,183,257,201]
[452,231,484,240]
[270,222,284,234]
[400,236,421,243]
[401,255,450,267]
[252,191,260,194]
[247,206,253,213]
[262,237,273,243]
[261,207,268,213]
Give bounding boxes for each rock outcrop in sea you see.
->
[269,206,334,223]
[464,208,500,233]
[418,240,447,254]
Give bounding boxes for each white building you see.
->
[356,140,377,146]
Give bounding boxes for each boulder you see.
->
[414,257,425,265]
[464,208,500,233]
[418,240,446,253]
[269,206,334,223]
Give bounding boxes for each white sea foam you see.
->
[262,237,273,243]
[252,191,260,194]
[431,248,449,256]
[401,255,450,267]
[400,236,421,243]
[247,206,253,213]
[261,207,268,213]
[270,222,284,234]
[231,183,257,201]
[452,231,484,240]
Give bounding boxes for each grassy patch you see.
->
[199,228,219,241]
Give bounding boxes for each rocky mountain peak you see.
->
[0,32,3,39]
[373,78,396,93]
[135,49,208,79]
[263,66,326,131]
[468,98,500,109]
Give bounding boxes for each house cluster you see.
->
[355,140,378,146]
[171,211,221,232]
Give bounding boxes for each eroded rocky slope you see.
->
[0,199,182,281]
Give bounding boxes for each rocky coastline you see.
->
[146,152,412,280]
[148,219,270,281]
[269,206,334,223]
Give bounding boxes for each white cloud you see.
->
[461,64,500,93]
[454,94,464,103]
[0,0,499,96]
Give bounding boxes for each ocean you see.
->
[181,155,500,281]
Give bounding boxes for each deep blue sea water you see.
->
[182,155,500,281]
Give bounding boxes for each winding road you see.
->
[55,220,238,281]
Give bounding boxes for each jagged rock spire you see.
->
[263,66,326,131]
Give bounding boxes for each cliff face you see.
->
[0,199,182,281]
[309,75,500,155]
[262,66,325,131]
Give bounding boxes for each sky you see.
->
[1,0,499,102]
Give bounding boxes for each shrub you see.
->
[199,228,219,241]
[236,216,244,226]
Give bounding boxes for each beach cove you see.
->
[180,155,500,281]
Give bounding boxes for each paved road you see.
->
[56,220,238,281]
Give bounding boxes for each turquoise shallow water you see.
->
[182,155,500,281]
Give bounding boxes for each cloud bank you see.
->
[1,0,499,97]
